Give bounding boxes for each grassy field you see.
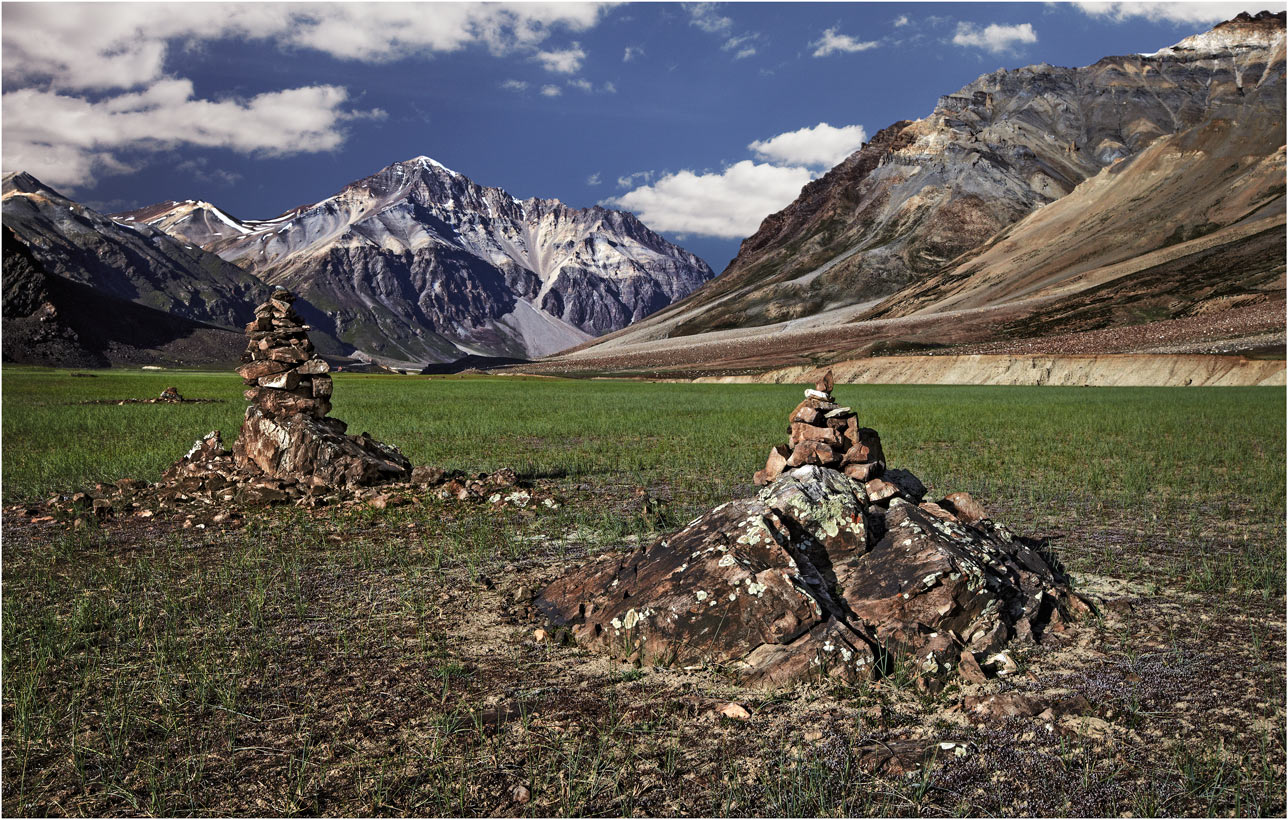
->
[3,367,1285,815]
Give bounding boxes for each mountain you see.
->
[119,157,715,364]
[546,12,1285,375]
[2,226,244,367]
[2,172,268,329]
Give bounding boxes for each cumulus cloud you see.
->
[810,27,880,57]
[534,43,586,74]
[1071,1,1281,23]
[0,3,606,186]
[568,78,594,92]
[586,172,602,186]
[540,84,562,97]
[623,45,644,62]
[605,161,813,239]
[2,4,606,91]
[893,15,910,27]
[688,3,733,34]
[952,22,1038,54]
[500,79,529,92]
[3,80,379,189]
[748,122,867,169]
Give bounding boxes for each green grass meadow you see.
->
[5,366,1285,557]
[2,367,1285,816]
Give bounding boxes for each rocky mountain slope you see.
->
[2,226,244,367]
[562,11,1284,366]
[120,157,715,363]
[2,173,268,329]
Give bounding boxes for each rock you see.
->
[511,785,531,805]
[844,462,882,481]
[865,478,899,503]
[296,358,331,375]
[763,443,791,480]
[258,370,300,390]
[942,491,989,524]
[716,703,751,721]
[235,406,411,488]
[957,650,988,684]
[884,468,927,503]
[237,359,292,383]
[411,465,447,485]
[533,628,549,643]
[964,693,1042,718]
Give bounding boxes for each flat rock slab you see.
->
[537,465,1091,690]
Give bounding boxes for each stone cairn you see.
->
[231,289,411,488]
[755,370,886,486]
[537,372,1093,692]
[32,288,541,527]
[236,289,334,419]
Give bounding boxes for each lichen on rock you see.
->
[536,371,1092,690]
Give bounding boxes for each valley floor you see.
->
[2,371,1284,816]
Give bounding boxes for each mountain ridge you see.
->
[546,10,1285,372]
[117,156,715,364]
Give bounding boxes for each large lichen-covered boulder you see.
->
[537,466,878,687]
[537,465,1091,690]
[233,405,411,488]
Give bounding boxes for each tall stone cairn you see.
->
[232,289,411,487]
[755,370,885,486]
[236,289,333,417]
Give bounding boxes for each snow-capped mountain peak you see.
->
[118,158,716,365]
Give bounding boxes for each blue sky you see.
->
[3,1,1281,271]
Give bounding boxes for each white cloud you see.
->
[1071,2,1281,24]
[893,15,910,27]
[501,79,529,92]
[587,173,602,186]
[1,4,607,91]
[952,22,1038,54]
[623,45,644,62]
[688,3,733,34]
[3,80,378,189]
[723,33,760,59]
[603,81,618,94]
[810,27,880,57]
[748,122,867,169]
[1,3,608,187]
[568,78,594,92]
[534,43,586,74]
[616,170,654,188]
[540,84,562,97]
[605,161,814,239]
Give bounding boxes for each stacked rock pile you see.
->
[538,374,1093,692]
[755,370,885,486]
[236,290,333,418]
[231,290,414,487]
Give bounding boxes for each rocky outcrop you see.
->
[536,377,1091,690]
[2,172,268,329]
[231,290,411,487]
[119,157,716,364]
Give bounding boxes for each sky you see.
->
[3,1,1283,271]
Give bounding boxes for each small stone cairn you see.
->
[755,370,885,486]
